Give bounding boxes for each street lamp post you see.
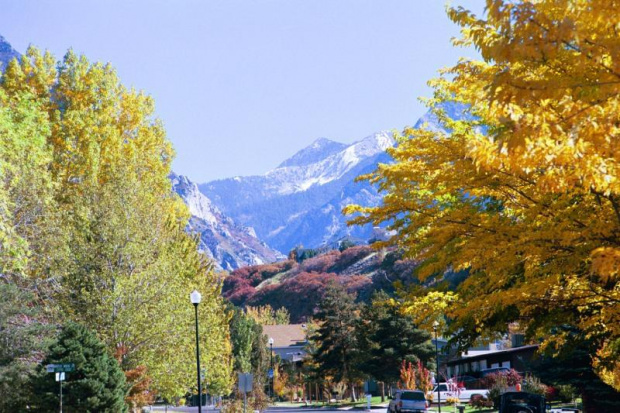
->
[268,337,274,399]
[191,290,203,413]
[433,321,441,413]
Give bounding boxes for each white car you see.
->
[429,382,489,403]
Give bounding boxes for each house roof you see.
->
[263,324,308,348]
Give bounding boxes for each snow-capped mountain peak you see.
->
[200,129,397,252]
[278,137,347,168]
[264,131,394,195]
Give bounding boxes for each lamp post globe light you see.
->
[433,321,441,413]
[268,337,274,399]
[191,290,203,413]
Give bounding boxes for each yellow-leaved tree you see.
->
[347,0,620,407]
[1,47,233,401]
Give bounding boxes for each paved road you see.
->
[149,405,218,412]
[148,406,393,413]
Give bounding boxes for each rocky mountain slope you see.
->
[200,132,396,253]
[0,35,20,71]
[171,173,284,271]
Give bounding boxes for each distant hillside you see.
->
[222,245,423,322]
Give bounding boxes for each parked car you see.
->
[388,390,428,413]
[498,392,546,413]
[429,382,489,404]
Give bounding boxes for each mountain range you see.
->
[199,131,395,254]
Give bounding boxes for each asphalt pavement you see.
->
[148,406,393,413]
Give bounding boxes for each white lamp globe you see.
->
[190,290,202,305]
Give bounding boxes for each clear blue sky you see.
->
[0,0,484,182]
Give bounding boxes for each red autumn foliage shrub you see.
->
[329,245,373,273]
[228,260,295,287]
[223,278,256,305]
[300,251,339,273]
[246,271,372,322]
[483,369,522,388]
[249,272,338,322]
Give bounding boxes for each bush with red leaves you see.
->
[329,245,373,273]
[247,272,371,322]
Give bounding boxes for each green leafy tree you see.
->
[246,305,291,325]
[230,307,257,374]
[250,321,270,393]
[311,282,363,401]
[229,306,270,397]
[32,322,127,412]
[0,47,234,399]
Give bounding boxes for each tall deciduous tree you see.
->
[346,0,620,404]
[0,47,233,399]
[311,282,363,402]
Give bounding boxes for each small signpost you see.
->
[47,363,74,413]
[267,369,274,379]
[238,373,253,413]
[46,363,75,373]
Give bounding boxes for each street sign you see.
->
[238,373,253,393]
[55,372,65,382]
[267,369,274,379]
[46,363,75,373]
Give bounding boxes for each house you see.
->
[446,344,539,377]
[263,324,308,362]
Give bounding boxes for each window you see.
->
[401,391,425,401]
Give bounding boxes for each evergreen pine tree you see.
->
[32,322,127,412]
[359,291,435,395]
[311,282,363,401]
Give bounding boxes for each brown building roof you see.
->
[263,324,307,348]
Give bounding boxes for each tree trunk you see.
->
[381,382,385,402]
[582,391,595,413]
[350,383,357,402]
[581,390,617,413]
